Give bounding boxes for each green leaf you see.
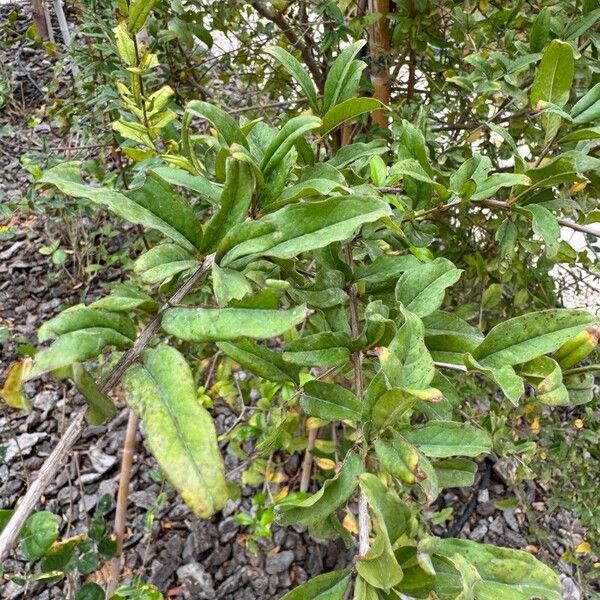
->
[423,311,484,364]
[280,570,351,600]
[261,116,322,176]
[380,308,434,390]
[75,583,105,600]
[19,511,59,560]
[395,258,462,317]
[401,421,491,457]
[519,356,569,406]
[323,40,366,112]
[201,158,254,252]
[217,339,299,383]
[563,8,600,40]
[564,372,595,405]
[212,264,253,306]
[571,82,600,124]
[128,0,156,33]
[275,451,362,526]
[530,40,574,139]
[320,98,381,135]
[353,254,421,290]
[300,380,362,422]
[265,46,319,114]
[419,537,561,600]
[134,244,198,284]
[218,195,391,267]
[471,173,531,200]
[38,163,203,251]
[123,345,227,517]
[91,283,158,313]
[434,459,478,489]
[375,432,420,484]
[471,309,597,368]
[327,140,388,169]
[276,178,350,209]
[464,354,525,405]
[559,126,600,142]
[113,120,154,148]
[356,531,404,591]
[524,204,560,257]
[152,166,221,204]
[72,363,117,425]
[29,307,136,379]
[113,22,135,66]
[283,332,351,368]
[184,100,247,149]
[353,576,380,600]
[162,305,307,342]
[530,7,551,52]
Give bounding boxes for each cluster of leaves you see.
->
[3,0,600,598]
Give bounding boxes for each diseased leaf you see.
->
[395,258,462,317]
[525,204,560,257]
[423,311,484,365]
[471,309,597,368]
[38,163,203,251]
[72,363,117,425]
[300,380,362,422]
[128,0,156,33]
[134,244,198,284]
[283,332,351,368]
[162,305,307,342]
[217,339,299,383]
[124,345,227,517]
[519,356,569,406]
[91,283,158,313]
[218,195,391,267]
[401,421,491,457]
[465,354,525,405]
[471,173,531,200]
[275,451,362,526]
[1,359,32,410]
[419,537,561,600]
[280,569,351,600]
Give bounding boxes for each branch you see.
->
[0,255,215,562]
[248,0,325,91]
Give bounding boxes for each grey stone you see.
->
[177,562,216,599]
[265,550,295,574]
[218,516,240,542]
[89,447,117,474]
[470,522,488,541]
[560,574,582,600]
[5,432,46,462]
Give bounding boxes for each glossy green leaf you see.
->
[128,0,156,33]
[327,140,388,169]
[184,100,247,148]
[134,244,197,284]
[19,511,59,560]
[353,254,421,290]
[152,166,221,203]
[276,451,362,526]
[283,332,351,368]
[217,339,299,383]
[218,195,391,267]
[38,163,203,251]
[300,380,362,422]
[265,46,319,113]
[559,126,600,142]
[91,283,158,313]
[530,40,574,139]
[564,372,595,405]
[471,309,597,368]
[465,354,524,405]
[323,40,366,112]
[261,116,321,176]
[530,7,551,52]
[563,7,600,39]
[471,173,531,200]
[401,421,491,457]
[202,158,253,252]
[395,258,462,317]
[162,305,307,342]
[320,98,381,135]
[124,345,227,517]
[419,537,561,599]
[353,576,380,600]
[280,569,351,600]
[571,82,600,124]
[423,311,484,365]
[113,22,135,66]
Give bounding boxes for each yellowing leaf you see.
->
[1,359,32,410]
[342,511,359,534]
[306,416,327,429]
[314,457,337,470]
[530,416,541,435]
[571,181,588,193]
[576,542,592,554]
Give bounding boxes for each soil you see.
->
[0,3,597,599]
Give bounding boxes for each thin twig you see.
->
[300,427,318,493]
[106,410,139,596]
[0,255,215,562]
